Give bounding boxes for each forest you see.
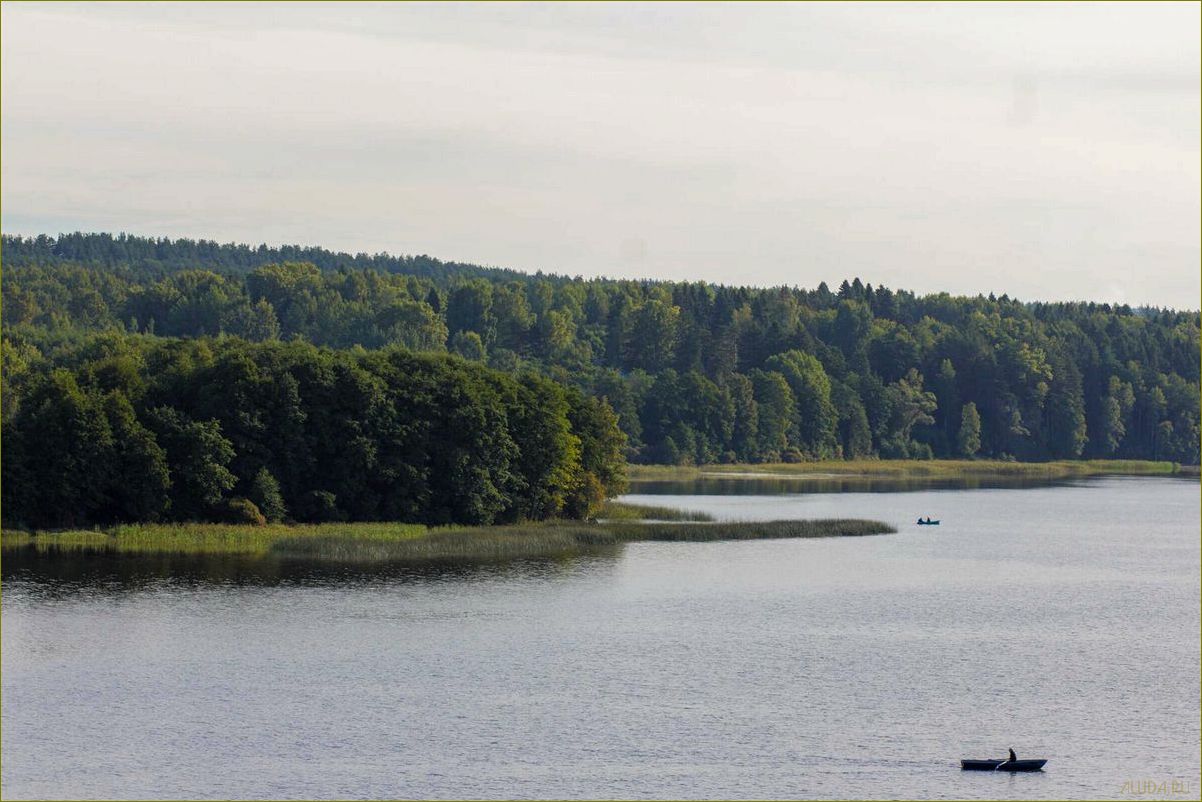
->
[3,232,1199,529]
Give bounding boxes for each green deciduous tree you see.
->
[248,467,288,523]
[957,401,982,457]
[145,406,237,520]
[765,350,838,458]
[880,369,938,458]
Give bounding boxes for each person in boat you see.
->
[1008,748,1017,762]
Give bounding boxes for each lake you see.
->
[2,476,1199,800]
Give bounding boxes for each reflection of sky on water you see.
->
[2,477,1198,799]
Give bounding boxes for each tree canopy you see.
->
[2,336,627,529]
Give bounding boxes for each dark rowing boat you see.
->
[916,520,940,525]
[961,759,1047,772]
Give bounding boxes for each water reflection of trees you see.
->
[1,547,623,597]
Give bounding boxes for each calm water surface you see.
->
[2,476,1199,800]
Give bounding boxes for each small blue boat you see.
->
[916,519,940,525]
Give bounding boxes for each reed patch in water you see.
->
[603,519,894,541]
[627,458,1185,482]
[270,519,893,561]
[2,518,892,561]
[1,522,427,555]
[597,501,714,521]
[1,528,115,551]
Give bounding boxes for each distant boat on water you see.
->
[916,518,940,525]
[961,758,1047,772]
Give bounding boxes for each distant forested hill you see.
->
[4,232,1199,474]
[1,232,529,282]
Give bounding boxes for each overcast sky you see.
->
[2,1,1198,307]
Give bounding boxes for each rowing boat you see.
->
[961,759,1046,772]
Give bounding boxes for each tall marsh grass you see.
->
[2,528,113,551]
[597,501,714,521]
[2,517,893,562]
[2,522,428,555]
[602,519,894,541]
[1,529,37,547]
[268,518,893,562]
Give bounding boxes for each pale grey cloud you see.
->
[2,1,1198,306]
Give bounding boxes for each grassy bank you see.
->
[2,517,892,561]
[626,458,1188,481]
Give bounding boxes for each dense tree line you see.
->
[3,232,1199,472]
[1,335,627,529]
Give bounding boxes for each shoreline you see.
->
[626,459,1193,482]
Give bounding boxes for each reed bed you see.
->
[1,528,112,551]
[3,517,892,562]
[602,519,895,541]
[596,501,714,521]
[271,518,893,562]
[626,458,1184,481]
[2,522,428,555]
[113,521,428,555]
[1,529,37,547]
